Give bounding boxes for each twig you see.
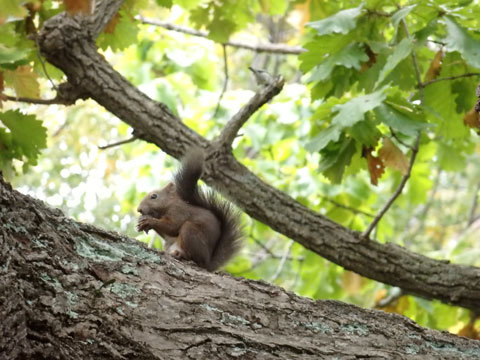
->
[270,240,294,281]
[422,73,480,88]
[362,135,420,238]
[427,39,446,46]
[320,196,375,218]
[35,35,59,91]
[213,76,284,148]
[212,44,229,119]
[4,95,63,105]
[389,127,414,150]
[98,136,138,150]
[362,18,423,239]
[136,16,305,55]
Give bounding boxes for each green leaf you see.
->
[300,33,355,73]
[349,119,381,147]
[188,59,217,90]
[305,125,342,152]
[0,110,47,166]
[307,5,363,36]
[175,0,200,9]
[0,23,19,47]
[375,104,429,136]
[259,0,288,15]
[423,81,469,139]
[156,0,173,7]
[375,38,414,88]
[391,5,416,29]
[308,43,368,82]
[332,88,387,128]
[443,17,480,69]
[0,0,27,20]
[437,142,467,172]
[0,44,30,65]
[318,137,356,183]
[190,1,255,43]
[206,17,236,43]
[97,11,139,51]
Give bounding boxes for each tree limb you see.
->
[137,16,306,55]
[3,95,64,105]
[214,76,284,149]
[2,177,479,359]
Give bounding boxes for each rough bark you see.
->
[1,178,480,359]
[34,1,480,312]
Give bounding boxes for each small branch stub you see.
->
[214,75,285,149]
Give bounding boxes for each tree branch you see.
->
[212,45,229,119]
[136,16,306,55]
[422,73,480,88]
[3,178,479,358]
[36,10,480,311]
[98,136,138,150]
[3,95,64,105]
[213,76,284,149]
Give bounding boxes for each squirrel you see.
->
[136,149,242,271]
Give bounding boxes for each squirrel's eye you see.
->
[150,193,158,199]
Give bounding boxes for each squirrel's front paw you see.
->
[137,216,155,233]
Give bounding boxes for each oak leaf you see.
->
[4,66,39,98]
[458,322,479,340]
[424,50,443,82]
[363,146,385,186]
[64,0,93,15]
[463,107,480,129]
[378,137,409,175]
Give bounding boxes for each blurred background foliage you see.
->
[2,0,480,337]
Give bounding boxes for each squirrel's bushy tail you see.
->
[174,149,243,271]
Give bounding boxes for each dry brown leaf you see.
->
[378,137,409,176]
[377,296,409,315]
[463,107,480,129]
[360,45,377,73]
[458,322,479,340]
[424,49,443,82]
[363,146,385,186]
[64,0,94,15]
[105,12,120,34]
[341,271,365,295]
[293,0,311,34]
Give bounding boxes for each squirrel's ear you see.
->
[165,182,175,192]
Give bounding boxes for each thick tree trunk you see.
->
[1,178,480,359]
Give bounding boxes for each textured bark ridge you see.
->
[33,2,480,312]
[1,178,480,359]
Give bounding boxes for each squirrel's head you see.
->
[137,182,176,218]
